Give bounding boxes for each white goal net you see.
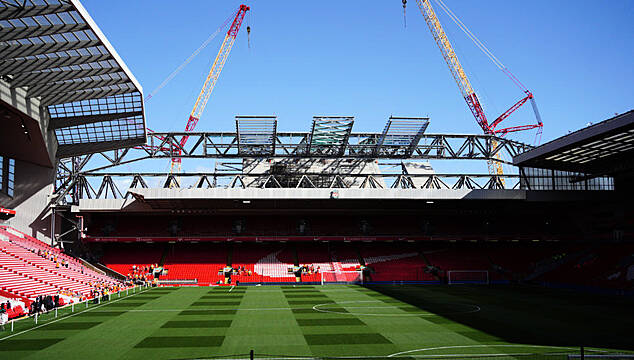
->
[447,270,489,284]
[320,271,363,285]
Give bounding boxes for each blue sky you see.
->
[80,0,633,178]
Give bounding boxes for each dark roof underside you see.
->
[0,0,146,158]
[513,110,634,176]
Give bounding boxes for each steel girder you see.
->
[78,131,532,173]
[50,131,531,205]
[52,172,521,204]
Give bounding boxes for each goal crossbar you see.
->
[320,270,363,285]
[447,270,489,284]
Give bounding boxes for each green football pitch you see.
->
[1,284,632,359]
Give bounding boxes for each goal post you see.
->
[320,271,364,285]
[447,270,489,285]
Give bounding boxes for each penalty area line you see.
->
[387,345,611,358]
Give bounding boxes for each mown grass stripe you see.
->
[107,302,146,307]
[0,338,63,351]
[399,306,424,313]
[285,294,328,299]
[161,320,232,328]
[281,286,315,289]
[304,333,391,345]
[206,293,246,296]
[135,336,224,348]
[291,308,318,314]
[200,295,244,299]
[39,321,101,330]
[296,318,365,326]
[424,316,452,324]
[129,296,161,300]
[379,298,403,303]
[287,300,329,305]
[179,309,237,315]
[76,311,125,317]
[313,307,350,313]
[458,331,503,342]
[190,301,241,306]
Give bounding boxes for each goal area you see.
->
[447,270,489,284]
[320,271,363,285]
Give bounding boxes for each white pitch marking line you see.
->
[92,307,309,312]
[387,345,610,358]
[0,287,151,342]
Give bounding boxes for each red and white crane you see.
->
[409,0,543,176]
[171,4,250,175]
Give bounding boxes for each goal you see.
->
[447,270,489,284]
[320,271,364,285]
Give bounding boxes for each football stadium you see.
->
[0,1,633,359]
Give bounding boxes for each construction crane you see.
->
[170,4,250,176]
[409,0,543,177]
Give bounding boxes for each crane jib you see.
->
[415,0,543,181]
[169,4,250,177]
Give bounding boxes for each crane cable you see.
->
[247,10,251,48]
[144,9,239,103]
[432,0,528,93]
[402,0,407,28]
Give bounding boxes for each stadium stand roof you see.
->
[306,116,354,156]
[376,116,429,157]
[0,0,146,158]
[513,110,634,176]
[236,116,277,156]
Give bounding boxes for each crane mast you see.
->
[413,0,543,177]
[171,4,250,175]
[415,0,490,134]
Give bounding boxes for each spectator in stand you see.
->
[0,306,7,331]
[45,296,53,311]
[34,296,41,314]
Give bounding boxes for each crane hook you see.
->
[402,0,407,28]
[246,26,251,48]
